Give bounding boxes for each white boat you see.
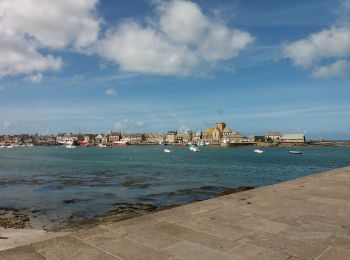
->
[289,150,303,154]
[254,149,264,154]
[97,144,108,148]
[26,144,34,147]
[65,144,76,149]
[0,145,5,149]
[164,149,172,153]
[6,144,14,149]
[189,146,199,152]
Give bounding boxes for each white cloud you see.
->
[24,73,43,84]
[0,0,100,50]
[312,60,350,78]
[113,118,144,132]
[0,29,62,77]
[283,24,350,77]
[105,88,117,96]
[98,22,197,76]
[0,0,100,78]
[98,0,253,76]
[283,27,350,68]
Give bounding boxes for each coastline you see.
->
[0,186,253,250]
[1,166,350,259]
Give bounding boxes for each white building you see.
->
[265,131,281,142]
[280,134,305,143]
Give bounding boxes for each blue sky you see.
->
[0,0,350,139]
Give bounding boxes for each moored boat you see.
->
[79,141,90,147]
[65,144,76,149]
[289,150,303,154]
[164,149,172,153]
[113,141,129,146]
[189,146,199,152]
[254,149,264,154]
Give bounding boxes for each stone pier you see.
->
[1,166,350,259]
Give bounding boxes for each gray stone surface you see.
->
[1,166,350,259]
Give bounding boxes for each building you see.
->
[280,134,305,143]
[145,134,165,144]
[166,131,177,143]
[192,131,202,143]
[95,134,108,144]
[177,130,193,143]
[204,122,245,143]
[108,132,121,143]
[265,131,281,142]
[122,134,145,144]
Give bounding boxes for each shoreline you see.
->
[0,186,253,250]
[2,166,350,258]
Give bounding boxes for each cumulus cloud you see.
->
[113,118,144,132]
[0,0,100,50]
[283,24,350,77]
[0,0,100,78]
[24,73,43,84]
[312,60,349,78]
[283,27,350,68]
[105,88,117,96]
[98,22,197,76]
[0,29,62,77]
[98,0,253,76]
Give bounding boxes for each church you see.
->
[204,122,244,143]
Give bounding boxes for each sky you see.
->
[0,0,350,139]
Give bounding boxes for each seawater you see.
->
[0,145,349,228]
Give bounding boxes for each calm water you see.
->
[0,145,350,228]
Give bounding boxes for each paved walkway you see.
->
[1,167,350,259]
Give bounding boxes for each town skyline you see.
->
[1,0,350,139]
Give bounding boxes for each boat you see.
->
[65,144,76,149]
[97,144,108,148]
[289,150,303,154]
[112,141,129,146]
[164,149,172,153]
[79,141,90,147]
[6,144,14,149]
[254,149,264,154]
[189,146,199,152]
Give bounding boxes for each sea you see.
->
[0,145,350,229]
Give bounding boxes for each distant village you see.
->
[0,122,308,147]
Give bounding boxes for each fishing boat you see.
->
[164,149,172,153]
[65,144,76,149]
[112,141,129,146]
[289,150,303,154]
[79,141,90,147]
[97,143,108,148]
[189,146,199,152]
[254,149,264,154]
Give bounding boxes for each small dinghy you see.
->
[254,149,264,154]
[164,149,172,153]
[189,146,199,152]
[289,150,303,154]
